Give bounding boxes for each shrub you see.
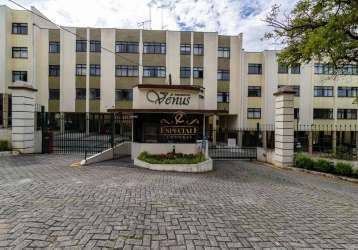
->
[295,153,314,170]
[138,151,206,164]
[335,162,353,177]
[353,168,358,178]
[314,159,335,174]
[0,140,10,151]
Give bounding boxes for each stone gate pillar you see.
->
[273,86,295,167]
[8,83,37,153]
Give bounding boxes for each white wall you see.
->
[203,33,218,110]
[0,6,10,94]
[300,63,314,124]
[166,31,180,85]
[131,143,201,159]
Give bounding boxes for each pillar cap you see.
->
[8,82,37,92]
[273,85,295,96]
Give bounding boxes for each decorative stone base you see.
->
[134,158,213,173]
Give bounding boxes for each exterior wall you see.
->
[166,31,180,85]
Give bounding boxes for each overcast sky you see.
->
[1,0,299,51]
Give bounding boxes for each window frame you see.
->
[290,64,301,74]
[76,40,87,52]
[115,65,139,77]
[193,44,204,56]
[180,44,191,55]
[49,65,60,77]
[313,108,334,119]
[180,67,191,78]
[314,86,334,97]
[90,40,101,53]
[143,66,166,78]
[248,64,262,74]
[247,108,261,119]
[193,67,204,79]
[12,23,28,35]
[115,41,139,53]
[75,88,86,100]
[49,41,60,53]
[278,64,289,74]
[115,89,133,101]
[217,70,230,81]
[143,42,166,54]
[218,47,230,58]
[12,71,27,82]
[49,89,60,100]
[337,87,358,97]
[337,109,358,120]
[248,86,261,97]
[76,64,87,76]
[217,92,230,103]
[89,88,101,100]
[12,47,28,59]
[89,64,101,76]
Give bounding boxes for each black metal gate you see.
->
[208,145,257,160]
[40,111,131,157]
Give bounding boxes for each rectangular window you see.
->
[217,70,230,80]
[12,47,28,58]
[217,92,229,103]
[291,64,300,74]
[193,67,203,79]
[49,65,60,76]
[76,88,86,100]
[76,64,86,76]
[49,42,60,53]
[90,88,100,100]
[278,64,289,74]
[248,86,261,97]
[218,47,230,58]
[314,86,334,97]
[115,65,139,77]
[12,71,27,82]
[337,109,357,119]
[143,66,166,77]
[76,40,87,52]
[12,23,28,34]
[180,67,191,78]
[338,87,357,97]
[294,108,299,119]
[248,64,262,74]
[143,42,166,54]
[90,40,101,52]
[193,44,204,56]
[115,41,139,53]
[49,89,60,100]
[116,89,133,101]
[314,63,334,74]
[313,109,333,119]
[337,64,358,75]
[247,108,261,119]
[90,64,101,76]
[278,85,300,96]
[180,44,191,55]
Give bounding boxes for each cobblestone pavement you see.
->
[1,155,358,249]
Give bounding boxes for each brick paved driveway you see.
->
[1,155,358,249]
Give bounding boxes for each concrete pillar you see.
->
[273,86,295,167]
[86,112,90,135]
[60,112,65,133]
[212,115,217,145]
[237,131,243,147]
[332,130,337,155]
[8,83,37,153]
[308,131,313,154]
[262,130,267,150]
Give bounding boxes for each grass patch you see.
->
[138,151,206,164]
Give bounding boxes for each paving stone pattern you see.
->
[0,155,358,249]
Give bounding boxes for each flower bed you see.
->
[295,153,358,178]
[138,151,206,164]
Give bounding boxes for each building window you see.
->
[294,108,299,119]
[337,109,357,119]
[116,89,133,101]
[248,64,262,74]
[143,66,166,77]
[217,92,229,103]
[115,65,138,77]
[248,86,261,97]
[115,41,139,53]
[337,64,358,75]
[314,86,334,97]
[193,67,203,79]
[180,44,191,55]
[90,40,101,52]
[218,47,230,58]
[49,42,60,53]
[278,85,300,96]
[90,64,101,76]
[247,108,261,119]
[12,47,28,58]
[338,87,357,97]
[76,64,86,76]
[180,67,191,78]
[314,63,334,74]
[313,109,333,119]
[217,70,230,80]
[90,88,100,100]
[49,65,60,76]
[193,44,204,56]
[49,89,60,100]
[76,40,87,52]
[12,71,27,82]
[76,88,86,100]
[12,23,28,34]
[143,43,166,54]
[278,64,289,74]
[291,64,301,74]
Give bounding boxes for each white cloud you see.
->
[0,0,299,51]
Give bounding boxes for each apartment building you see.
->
[0,5,357,134]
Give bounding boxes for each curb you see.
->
[0,151,19,157]
[256,161,358,184]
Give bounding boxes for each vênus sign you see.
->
[146,90,191,106]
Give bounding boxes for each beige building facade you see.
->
[1,5,357,134]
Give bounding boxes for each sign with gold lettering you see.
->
[146,90,191,106]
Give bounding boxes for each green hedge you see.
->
[0,140,10,151]
[138,151,206,164]
[294,153,357,178]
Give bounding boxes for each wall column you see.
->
[332,130,337,155]
[273,86,295,167]
[308,131,313,154]
[9,83,37,153]
[262,130,267,151]
[212,115,217,145]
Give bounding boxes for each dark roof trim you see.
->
[107,108,227,114]
[135,84,204,91]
